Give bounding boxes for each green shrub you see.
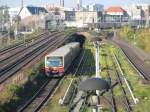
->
[0,62,47,111]
[118,26,150,53]
[118,25,134,41]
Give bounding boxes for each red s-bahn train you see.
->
[45,42,81,77]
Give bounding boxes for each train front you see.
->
[45,56,64,77]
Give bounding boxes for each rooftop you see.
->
[47,42,79,57]
[105,6,125,13]
[26,6,48,15]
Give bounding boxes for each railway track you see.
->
[75,49,89,76]
[104,49,117,112]
[0,32,58,62]
[17,48,87,112]
[69,48,92,112]
[75,49,89,74]
[0,32,62,73]
[0,32,50,56]
[17,78,61,112]
[0,33,67,84]
[112,53,132,112]
[67,48,86,75]
[111,39,150,82]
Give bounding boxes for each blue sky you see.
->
[0,0,150,8]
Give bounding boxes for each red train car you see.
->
[45,42,80,77]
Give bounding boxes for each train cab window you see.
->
[47,57,63,67]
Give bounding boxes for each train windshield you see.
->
[47,57,63,67]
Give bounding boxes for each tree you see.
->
[137,28,150,50]
[119,25,134,41]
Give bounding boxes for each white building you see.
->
[87,4,104,12]
[9,6,48,24]
[127,4,150,20]
[77,0,82,10]
[127,4,143,20]
[65,11,101,28]
[126,4,150,26]
[76,11,95,27]
[9,6,65,30]
[9,7,21,23]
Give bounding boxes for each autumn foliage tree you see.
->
[137,28,150,52]
[118,25,134,41]
[118,26,150,53]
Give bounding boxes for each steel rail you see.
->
[0,35,65,84]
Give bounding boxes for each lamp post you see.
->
[90,37,102,112]
[78,78,110,112]
[91,37,102,78]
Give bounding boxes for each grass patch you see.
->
[99,43,125,111]
[109,42,150,112]
[0,63,47,112]
[43,78,72,112]
[0,31,44,50]
[118,26,150,53]
[63,28,76,37]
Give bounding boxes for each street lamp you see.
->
[79,78,110,91]
[90,37,102,78]
[78,78,110,112]
[90,37,103,112]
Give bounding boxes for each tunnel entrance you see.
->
[67,33,86,47]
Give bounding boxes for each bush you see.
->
[28,68,37,81]
[137,28,150,52]
[0,63,47,112]
[118,25,134,41]
[118,26,150,53]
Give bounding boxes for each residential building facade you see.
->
[87,4,104,12]
[127,4,150,26]
[75,11,101,27]
[104,6,129,23]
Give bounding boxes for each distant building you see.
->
[77,0,82,10]
[64,11,101,28]
[64,11,76,27]
[127,4,143,20]
[87,4,104,12]
[9,6,48,19]
[9,6,65,30]
[21,12,64,30]
[104,6,129,23]
[9,6,48,26]
[9,7,22,19]
[0,6,10,31]
[45,4,66,20]
[94,4,104,12]
[127,4,150,26]
[60,0,64,7]
[65,11,75,21]
[76,11,101,27]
